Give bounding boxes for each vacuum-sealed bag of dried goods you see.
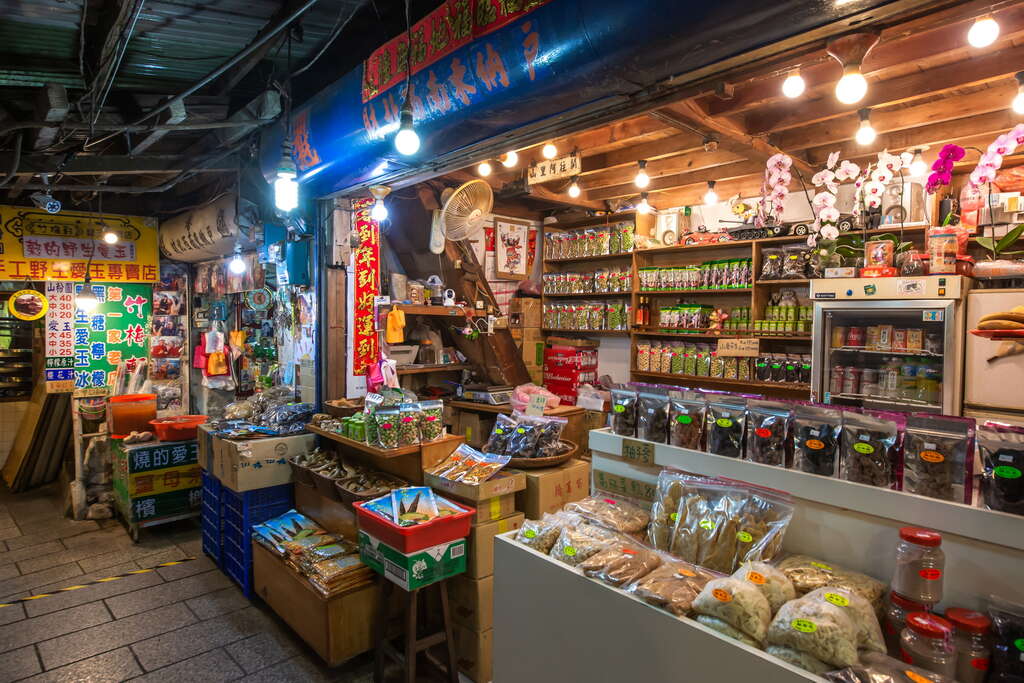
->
[461,452,511,485]
[841,410,903,489]
[397,403,421,447]
[776,554,887,609]
[373,407,401,449]
[627,557,718,616]
[744,400,793,467]
[804,587,886,653]
[647,470,712,551]
[482,414,517,455]
[637,390,671,443]
[902,413,974,503]
[706,397,747,458]
[977,422,1024,516]
[733,561,796,614]
[548,523,620,566]
[417,400,445,442]
[696,615,764,648]
[693,576,773,642]
[564,496,650,534]
[580,541,662,587]
[609,387,638,436]
[510,410,568,459]
[515,511,582,554]
[767,596,859,668]
[824,651,955,683]
[791,404,842,477]
[669,396,705,449]
[426,443,480,481]
[988,594,1024,682]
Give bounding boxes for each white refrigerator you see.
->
[962,288,1024,426]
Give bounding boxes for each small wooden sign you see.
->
[592,470,656,502]
[527,151,581,185]
[716,338,760,357]
[620,438,655,466]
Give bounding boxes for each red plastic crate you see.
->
[353,498,475,553]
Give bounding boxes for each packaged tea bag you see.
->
[977,422,1024,516]
[417,399,444,442]
[373,407,400,449]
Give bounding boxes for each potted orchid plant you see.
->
[806,152,860,271]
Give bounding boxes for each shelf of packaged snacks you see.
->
[634,238,756,256]
[395,364,471,375]
[541,292,632,298]
[308,425,465,484]
[546,211,639,231]
[756,223,930,245]
[755,279,810,285]
[543,252,634,265]
[306,424,421,456]
[830,346,943,358]
[541,328,631,336]
[637,288,753,295]
[394,304,468,317]
[632,328,812,341]
[0,349,31,357]
[589,428,1024,554]
[630,369,811,393]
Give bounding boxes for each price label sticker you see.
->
[792,619,817,633]
[824,592,850,607]
[746,571,766,585]
[712,589,732,602]
[736,531,753,543]
[524,529,537,539]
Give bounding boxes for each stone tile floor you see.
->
[0,483,379,682]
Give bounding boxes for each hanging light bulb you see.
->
[75,279,99,313]
[836,65,868,104]
[542,143,558,159]
[703,181,718,206]
[371,198,389,221]
[634,160,650,188]
[908,149,928,177]
[394,96,420,155]
[229,245,247,275]
[274,141,299,212]
[855,108,876,146]
[782,70,806,98]
[501,151,518,168]
[636,192,652,214]
[101,225,118,245]
[1013,72,1024,114]
[477,160,493,177]
[968,16,1000,48]
[567,176,581,199]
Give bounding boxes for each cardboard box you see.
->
[527,366,543,385]
[509,298,541,329]
[358,531,467,591]
[448,574,493,632]
[252,542,378,666]
[514,327,545,367]
[454,625,493,683]
[424,470,526,503]
[216,433,313,492]
[467,512,524,578]
[470,494,515,524]
[514,458,590,519]
[197,424,216,470]
[455,412,494,449]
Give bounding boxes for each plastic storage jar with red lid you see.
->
[945,607,992,683]
[901,612,956,678]
[884,591,933,654]
[893,527,945,604]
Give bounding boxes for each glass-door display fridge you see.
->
[809,277,968,415]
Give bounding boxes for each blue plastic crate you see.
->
[201,528,221,565]
[201,470,221,511]
[217,484,293,598]
[221,542,253,597]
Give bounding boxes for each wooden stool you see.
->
[373,575,459,683]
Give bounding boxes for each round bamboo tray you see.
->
[506,440,578,469]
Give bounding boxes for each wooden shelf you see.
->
[542,292,631,298]
[543,252,633,265]
[638,288,752,295]
[630,369,810,393]
[394,304,468,317]
[396,364,471,375]
[633,328,811,341]
[545,211,637,231]
[755,279,810,285]
[541,329,631,336]
[635,239,754,256]
[448,400,584,417]
[307,423,464,458]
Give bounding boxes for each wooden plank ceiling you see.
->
[453,0,1024,215]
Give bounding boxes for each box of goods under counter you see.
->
[111,439,201,524]
[543,344,599,405]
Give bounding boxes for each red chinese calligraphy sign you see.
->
[351,198,380,377]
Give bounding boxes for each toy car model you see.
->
[680,230,731,246]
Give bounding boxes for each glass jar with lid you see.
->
[945,607,992,683]
[901,612,957,678]
[892,527,945,604]
[884,591,932,655]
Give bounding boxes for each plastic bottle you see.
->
[900,361,920,400]
[900,613,957,679]
[883,358,901,399]
[884,592,932,655]
[892,527,945,604]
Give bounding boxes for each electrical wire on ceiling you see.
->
[291,0,359,77]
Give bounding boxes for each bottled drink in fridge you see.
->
[883,357,902,399]
[900,362,919,399]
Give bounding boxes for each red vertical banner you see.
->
[352,198,380,377]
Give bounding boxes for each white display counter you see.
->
[493,430,1024,682]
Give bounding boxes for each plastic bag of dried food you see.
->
[706,398,747,458]
[694,487,751,573]
[776,555,887,609]
[792,404,842,477]
[397,403,421,447]
[745,400,792,468]
[512,410,568,459]
[977,422,1024,516]
[988,594,1024,683]
[417,400,444,442]
[667,480,730,565]
[733,561,796,614]
[515,511,581,554]
[637,390,671,443]
[696,615,763,649]
[805,587,885,653]
[902,414,973,504]
[669,396,705,449]
[581,542,662,587]
[627,558,717,616]
[426,443,480,481]
[824,651,955,683]
[610,387,638,436]
[548,523,619,566]
[564,496,651,534]
[766,645,832,675]
[373,407,401,449]
[767,596,859,668]
[693,577,772,642]
[734,486,794,567]
[647,470,711,551]
[461,452,511,485]
[483,414,516,455]
[841,410,903,489]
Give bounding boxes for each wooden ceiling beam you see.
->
[446,170,605,211]
[648,175,768,211]
[579,148,748,192]
[579,132,707,176]
[586,159,765,201]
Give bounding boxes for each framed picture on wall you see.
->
[495,218,530,280]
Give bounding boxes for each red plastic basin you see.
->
[354,497,475,553]
[149,415,208,442]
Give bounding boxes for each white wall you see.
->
[598,336,631,385]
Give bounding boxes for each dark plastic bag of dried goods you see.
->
[841,410,902,489]
[903,414,974,504]
[610,388,638,437]
[512,410,568,458]
[669,396,705,450]
[989,595,1024,683]
[978,422,1024,516]
[637,390,670,443]
[825,651,955,683]
[483,414,516,455]
[706,398,747,458]
[506,421,541,458]
[744,400,792,467]
[792,404,842,477]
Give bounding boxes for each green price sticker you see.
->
[995,465,1022,479]
[516,427,526,434]
[736,531,753,543]
[824,592,850,607]
[494,428,504,435]
[810,561,833,571]
[670,513,679,522]
[699,519,715,531]
[613,404,625,413]
[675,415,693,425]
[792,619,818,633]
[524,529,536,539]
[1014,638,1024,652]
[715,418,733,428]
[853,442,875,455]
[564,546,577,557]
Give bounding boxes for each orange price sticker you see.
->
[746,571,766,585]
[712,588,732,603]
[920,450,945,463]
[805,439,825,450]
